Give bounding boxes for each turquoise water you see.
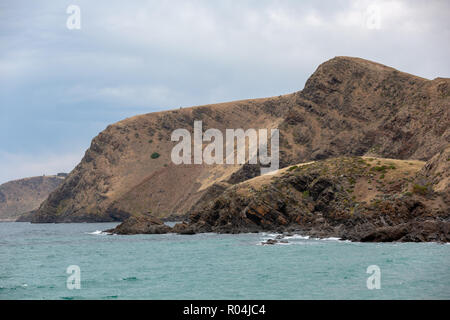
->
[0,222,449,300]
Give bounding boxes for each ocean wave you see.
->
[321,237,342,241]
[320,237,351,243]
[261,232,282,237]
[86,230,111,236]
[284,234,310,240]
[259,233,352,245]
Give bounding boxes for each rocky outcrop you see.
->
[114,156,447,242]
[34,56,450,223]
[105,213,171,235]
[0,175,65,221]
[359,220,450,242]
[280,57,449,165]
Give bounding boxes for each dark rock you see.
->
[105,213,171,235]
[172,222,196,235]
[360,220,450,243]
[261,239,278,245]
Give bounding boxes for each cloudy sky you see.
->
[0,0,449,184]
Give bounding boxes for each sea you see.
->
[0,222,449,300]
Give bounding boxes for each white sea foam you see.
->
[264,233,281,237]
[277,241,292,245]
[87,230,110,235]
[312,236,351,243]
[321,237,341,241]
[259,233,351,245]
[283,234,352,242]
[284,234,310,240]
[257,241,292,246]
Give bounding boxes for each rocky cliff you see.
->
[31,56,450,223]
[108,156,449,242]
[179,156,449,241]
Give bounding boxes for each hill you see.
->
[176,156,449,242]
[0,175,65,221]
[108,156,449,242]
[30,56,450,223]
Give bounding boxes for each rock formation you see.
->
[108,156,449,242]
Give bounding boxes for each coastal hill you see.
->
[29,57,450,223]
[108,153,449,242]
[175,154,449,242]
[0,175,65,221]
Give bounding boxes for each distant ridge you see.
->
[0,175,65,221]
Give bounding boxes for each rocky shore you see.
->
[106,154,450,243]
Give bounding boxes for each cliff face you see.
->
[108,156,449,242]
[0,176,64,221]
[415,146,450,204]
[32,97,289,222]
[280,57,449,164]
[32,56,450,223]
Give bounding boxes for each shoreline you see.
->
[4,220,449,244]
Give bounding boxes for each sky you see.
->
[0,0,449,184]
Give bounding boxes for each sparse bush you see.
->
[371,165,388,172]
[151,152,160,159]
[412,184,428,195]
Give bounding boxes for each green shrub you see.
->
[302,190,310,198]
[288,165,298,172]
[412,184,428,195]
[371,165,388,172]
[151,152,160,159]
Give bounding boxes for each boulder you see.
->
[105,213,171,235]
